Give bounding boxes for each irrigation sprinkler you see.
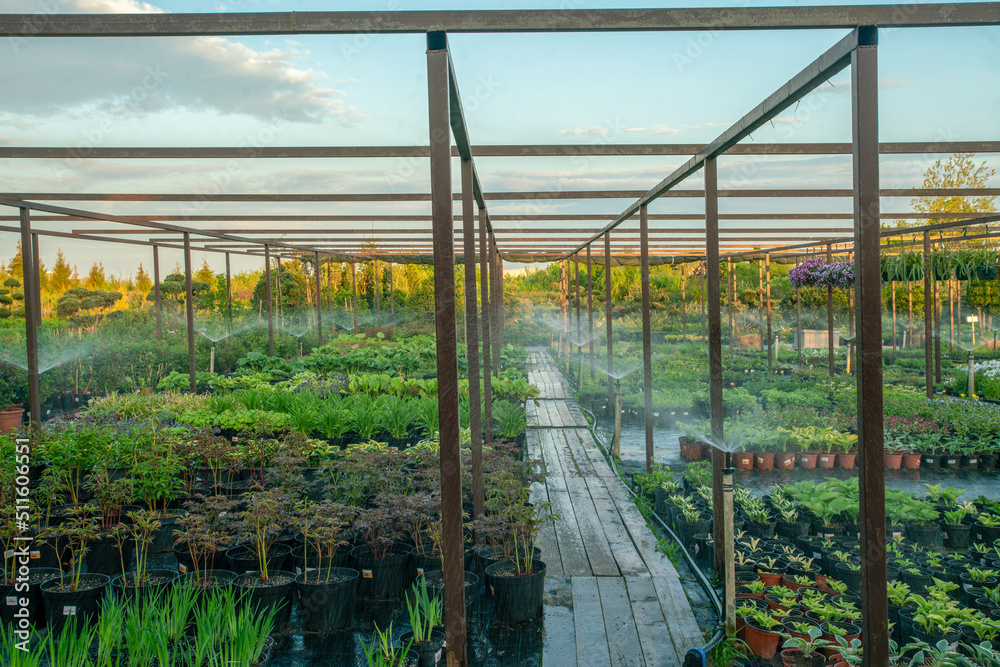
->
[967,314,979,396]
[209,342,215,375]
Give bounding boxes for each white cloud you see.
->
[2,0,366,126]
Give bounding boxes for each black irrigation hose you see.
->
[579,406,726,660]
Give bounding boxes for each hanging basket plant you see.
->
[788,258,826,289]
[812,261,855,289]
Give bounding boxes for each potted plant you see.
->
[779,625,835,667]
[39,508,109,635]
[744,609,783,659]
[293,499,360,632]
[833,432,858,470]
[942,503,975,549]
[111,509,176,604]
[232,487,297,629]
[483,488,559,622]
[363,622,415,667]
[352,502,413,600]
[0,380,22,433]
[399,577,446,667]
[0,506,59,629]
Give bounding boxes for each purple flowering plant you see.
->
[813,261,855,289]
[787,258,826,288]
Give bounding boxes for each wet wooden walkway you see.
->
[525,350,705,667]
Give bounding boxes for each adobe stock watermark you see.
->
[9,437,33,652]
[51,64,170,179]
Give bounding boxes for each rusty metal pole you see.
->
[640,205,653,473]
[562,259,569,375]
[587,245,594,381]
[19,208,41,430]
[828,243,835,376]
[853,26,887,667]
[350,259,358,332]
[426,31,466,666]
[152,245,163,342]
[605,233,614,416]
[389,262,395,323]
[924,232,933,398]
[314,251,323,346]
[31,233,41,321]
[766,252,773,368]
[934,271,942,382]
[264,244,275,356]
[461,158,485,528]
[796,258,802,364]
[681,263,687,341]
[575,253,582,384]
[374,258,381,328]
[705,159,731,630]
[183,232,197,393]
[479,207,493,447]
[727,259,734,351]
[891,280,897,350]
[225,252,232,335]
[700,274,706,339]
[758,260,765,353]
[491,240,502,373]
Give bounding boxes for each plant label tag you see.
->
[362,570,373,579]
[653,412,659,417]
[489,585,495,596]
[3,550,12,559]
[416,568,424,576]
[63,606,76,616]
[178,564,187,574]
[232,437,239,443]
[943,532,949,541]
[435,650,442,663]
[964,583,972,591]
[296,567,302,575]
[948,459,957,465]
[813,552,822,560]
[29,551,40,560]
[969,459,978,465]
[5,596,16,606]
[820,456,830,463]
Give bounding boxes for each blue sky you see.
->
[1,0,998,277]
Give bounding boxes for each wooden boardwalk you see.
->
[526,350,705,667]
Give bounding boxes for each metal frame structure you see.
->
[4,7,1000,666]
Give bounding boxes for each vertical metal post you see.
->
[315,251,323,346]
[374,258,381,328]
[327,260,333,309]
[587,245,594,381]
[264,244,275,356]
[19,208,40,430]
[853,26,887,667]
[758,260,765,353]
[891,281,897,350]
[828,243,835,376]
[605,233,614,416]
[727,259,734,349]
[700,274,706,340]
[389,262,395,323]
[561,260,568,373]
[908,281,914,350]
[681,264,687,341]
[351,259,358,332]
[31,233,41,320]
[275,256,283,322]
[934,272,942,382]
[491,239,502,373]
[427,32,466,666]
[640,205,653,473]
[479,207,493,447]
[461,159,485,528]
[575,253,582,384]
[183,232,197,393]
[153,245,163,342]
[924,233,933,397]
[766,252,773,368]
[225,252,232,334]
[796,257,802,364]
[705,159,731,632]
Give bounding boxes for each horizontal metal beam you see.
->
[0,224,258,257]
[7,187,999,202]
[2,5,998,37]
[2,142,998,160]
[69,226,854,237]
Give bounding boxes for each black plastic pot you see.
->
[148,510,187,554]
[234,570,296,630]
[944,523,972,549]
[777,519,811,540]
[746,520,777,539]
[975,523,1000,545]
[0,567,60,629]
[111,569,177,606]
[226,544,292,576]
[173,540,229,576]
[834,563,862,593]
[900,567,933,594]
[485,559,546,623]
[40,573,110,635]
[178,569,237,604]
[399,630,445,667]
[423,570,480,612]
[351,544,413,599]
[289,545,349,579]
[907,523,941,548]
[86,534,133,577]
[477,545,541,578]
[294,567,359,632]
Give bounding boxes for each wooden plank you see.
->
[585,477,650,577]
[626,576,686,667]
[597,576,645,667]
[565,476,620,577]
[556,400,576,426]
[543,576,577,667]
[651,576,706,654]
[546,475,592,576]
[571,577,612,667]
[539,430,565,476]
[552,430,581,478]
[575,429,618,477]
[563,428,604,477]
[531,480,563,576]
[603,477,677,579]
